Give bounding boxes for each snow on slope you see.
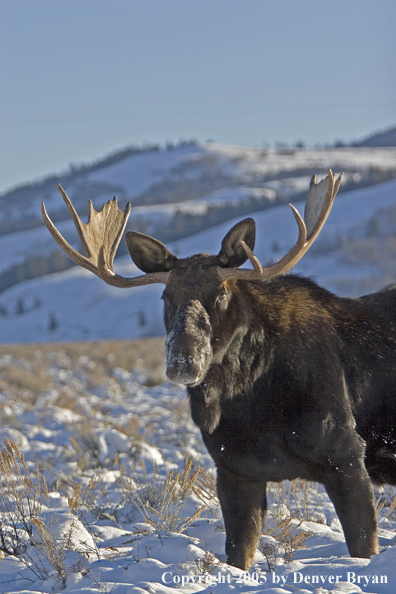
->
[0,187,277,287]
[0,219,77,275]
[0,188,274,276]
[3,143,396,233]
[207,143,396,179]
[84,144,207,198]
[1,143,396,298]
[1,178,396,344]
[17,145,207,221]
[357,126,396,148]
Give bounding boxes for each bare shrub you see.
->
[194,550,218,574]
[376,487,396,527]
[114,414,142,441]
[260,512,314,571]
[267,479,324,523]
[117,459,205,533]
[53,388,84,415]
[258,481,316,570]
[0,438,102,589]
[259,537,280,573]
[193,467,220,519]
[0,439,45,553]
[0,438,54,581]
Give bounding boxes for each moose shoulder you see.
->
[42,170,396,570]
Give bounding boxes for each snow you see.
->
[206,144,396,178]
[37,145,207,216]
[85,145,207,200]
[0,219,77,275]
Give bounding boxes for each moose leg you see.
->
[322,458,379,558]
[217,466,267,570]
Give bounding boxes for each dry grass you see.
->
[260,511,314,571]
[0,435,319,582]
[0,337,166,396]
[0,439,110,589]
[193,467,220,520]
[376,487,396,527]
[117,459,205,533]
[0,353,51,406]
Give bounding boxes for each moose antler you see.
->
[41,184,170,287]
[219,169,342,282]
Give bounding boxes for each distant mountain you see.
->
[2,177,396,343]
[1,140,396,296]
[355,125,396,147]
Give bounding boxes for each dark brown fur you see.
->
[125,220,396,570]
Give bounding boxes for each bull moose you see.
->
[42,170,396,570]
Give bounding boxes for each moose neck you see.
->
[186,274,340,434]
[185,277,271,433]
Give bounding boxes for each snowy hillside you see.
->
[1,177,396,344]
[1,142,396,294]
[357,126,396,148]
[3,143,396,234]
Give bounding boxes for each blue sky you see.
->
[1,0,395,194]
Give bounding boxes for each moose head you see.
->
[42,170,342,388]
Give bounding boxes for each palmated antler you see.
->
[41,184,170,287]
[219,169,342,282]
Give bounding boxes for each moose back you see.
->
[42,170,396,570]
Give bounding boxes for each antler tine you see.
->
[41,186,98,276]
[42,185,170,287]
[219,169,342,282]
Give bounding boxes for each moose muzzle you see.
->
[165,300,212,385]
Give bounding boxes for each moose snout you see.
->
[165,335,204,385]
[165,300,212,386]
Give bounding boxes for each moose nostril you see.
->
[164,299,213,385]
[165,336,209,385]
[166,356,202,385]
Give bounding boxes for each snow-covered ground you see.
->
[1,342,396,594]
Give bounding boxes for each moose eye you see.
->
[216,292,228,307]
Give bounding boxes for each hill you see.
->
[2,175,396,343]
[1,141,396,296]
[356,126,396,147]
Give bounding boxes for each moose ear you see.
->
[218,218,256,268]
[125,231,177,273]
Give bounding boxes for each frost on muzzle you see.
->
[165,300,212,386]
